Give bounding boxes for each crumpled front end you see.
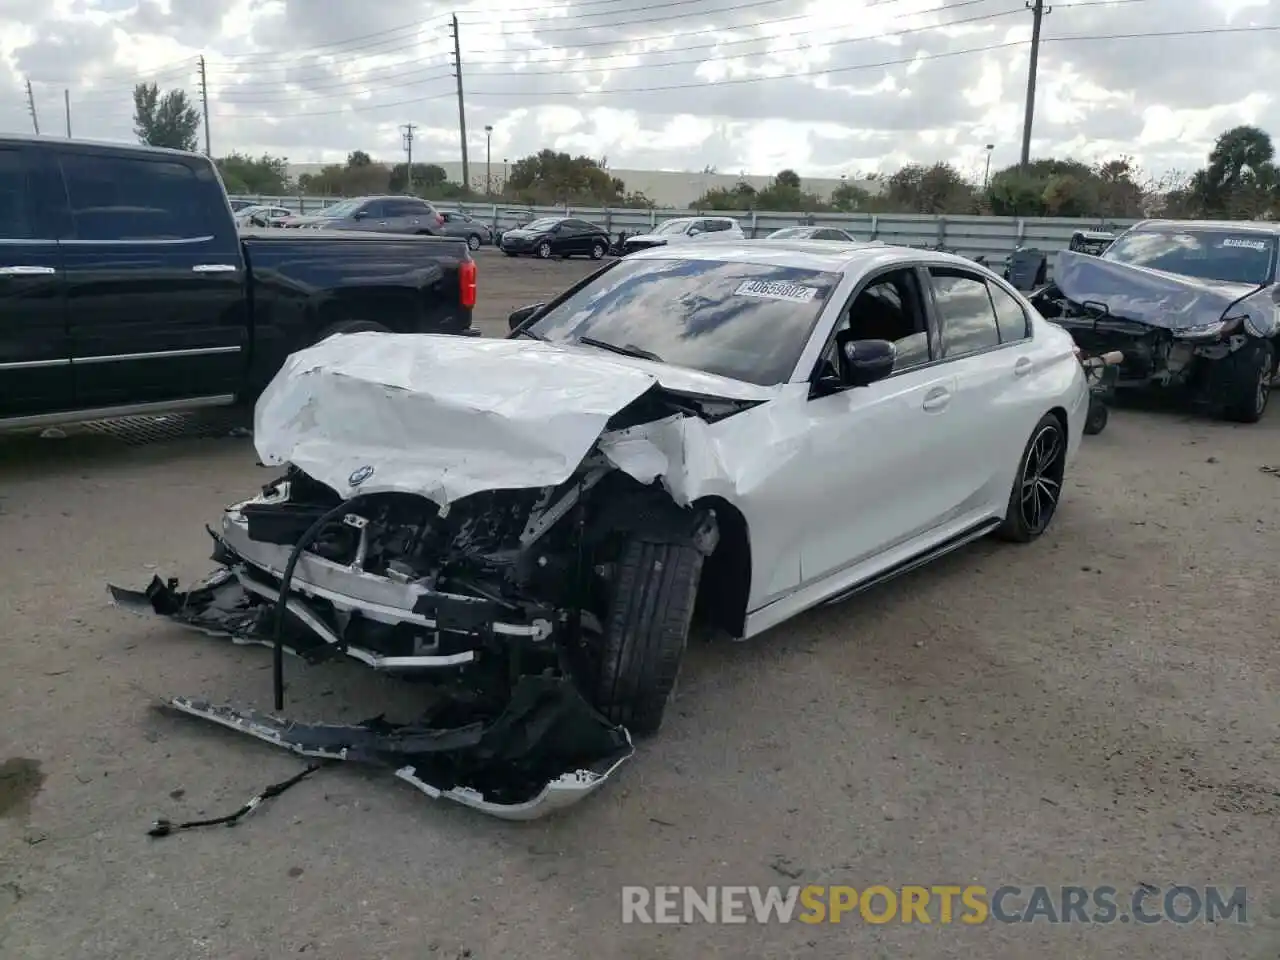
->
[1033,250,1280,389]
[110,332,760,818]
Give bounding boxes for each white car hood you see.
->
[254,332,775,505]
[626,232,671,244]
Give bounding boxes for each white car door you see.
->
[922,266,1043,514]
[785,266,965,586]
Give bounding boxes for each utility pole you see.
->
[198,55,212,156]
[400,123,417,192]
[64,89,71,137]
[1019,0,1050,168]
[450,14,470,192]
[484,125,493,195]
[25,79,39,135]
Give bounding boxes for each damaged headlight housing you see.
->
[1175,316,1242,341]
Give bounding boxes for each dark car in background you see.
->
[0,136,478,432]
[500,216,611,260]
[284,195,446,235]
[440,211,493,250]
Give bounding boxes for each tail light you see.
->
[459,259,477,309]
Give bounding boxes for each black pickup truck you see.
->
[0,135,477,430]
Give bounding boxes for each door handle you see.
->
[0,265,56,276]
[192,264,238,273]
[922,386,951,412]
[378,221,388,226]
[1014,356,1034,377]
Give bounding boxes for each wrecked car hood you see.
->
[1052,249,1279,335]
[255,332,777,504]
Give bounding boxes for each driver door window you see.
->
[821,268,933,378]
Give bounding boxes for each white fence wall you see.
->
[233,195,1141,262]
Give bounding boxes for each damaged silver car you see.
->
[1033,220,1280,422]
[115,241,1089,816]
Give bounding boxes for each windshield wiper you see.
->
[575,336,664,363]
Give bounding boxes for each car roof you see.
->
[0,133,207,161]
[1128,219,1280,235]
[623,239,982,274]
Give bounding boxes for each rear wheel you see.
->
[537,241,553,259]
[590,241,606,260]
[467,234,481,250]
[1220,340,1273,423]
[586,539,704,737]
[996,413,1067,543]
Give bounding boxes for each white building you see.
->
[283,160,883,208]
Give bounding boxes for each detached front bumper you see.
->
[107,497,635,820]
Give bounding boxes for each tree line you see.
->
[132,82,1280,220]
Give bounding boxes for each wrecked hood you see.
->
[1051,249,1279,335]
[254,332,775,504]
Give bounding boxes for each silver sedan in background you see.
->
[767,226,858,242]
[439,211,494,249]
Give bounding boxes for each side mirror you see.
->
[352,210,367,220]
[839,336,896,387]
[508,302,546,331]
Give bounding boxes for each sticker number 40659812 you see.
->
[734,279,820,303]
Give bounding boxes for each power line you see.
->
[462,23,1280,97]
[208,0,1013,102]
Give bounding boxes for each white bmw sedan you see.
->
[115,240,1089,812]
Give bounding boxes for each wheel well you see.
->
[1047,404,1068,434]
[692,495,751,638]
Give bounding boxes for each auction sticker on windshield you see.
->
[734,280,820,303]
[1221,238,1269,251]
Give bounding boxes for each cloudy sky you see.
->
[0,0,1274,182]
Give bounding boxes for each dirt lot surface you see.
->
[2,249,1278,960]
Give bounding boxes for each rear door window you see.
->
[988,282,1031,342]
[57,152,229,244]
[928,269,1002,358]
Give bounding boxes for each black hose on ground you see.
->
[272,497,368,710]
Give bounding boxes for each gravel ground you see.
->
[1,249,1278,960]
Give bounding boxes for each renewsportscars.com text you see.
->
[621,884,1248,925]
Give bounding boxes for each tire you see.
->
[537,241,553,259]
[996,412,1068,543]
[1083,398,1108,435]
[588,539,704,737]
[590,241,606,260]
[1219,340,1273,423]
[467,234,481,250]
[314,319,391,344]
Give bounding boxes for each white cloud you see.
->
[0,0,1276,187]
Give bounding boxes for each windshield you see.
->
[1103,229,1277,285]
[653,219,692,236]
[524,257,839,386]
[523,218,561,231]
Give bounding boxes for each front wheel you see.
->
[585,539,704,737]
[996,412,1067,543]
[537,241,553,259]
[590,241,606,260]
[467,234,481,250]
[1219,340,1273,423]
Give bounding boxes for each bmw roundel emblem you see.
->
[348,465,375,487]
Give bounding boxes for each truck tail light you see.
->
[459,259,477,309]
